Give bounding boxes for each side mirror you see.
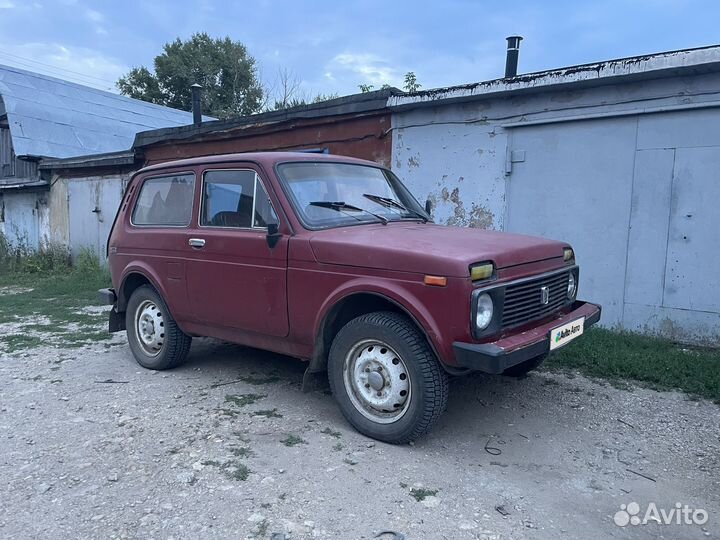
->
[266,222,282,248]
[424,198,433,216]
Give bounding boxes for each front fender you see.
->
[312,277,463,367]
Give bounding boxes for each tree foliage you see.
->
[358,72,421,93]
[403,71,421,93]
[117,33,263,119]
[265,67,338,110]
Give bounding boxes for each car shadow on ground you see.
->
[172,337,583,447]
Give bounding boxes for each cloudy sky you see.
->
[0,0,717,99]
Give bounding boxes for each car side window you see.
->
[201,169,277,229]
[132,173,195,226]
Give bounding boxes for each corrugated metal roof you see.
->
[0,63,207,159]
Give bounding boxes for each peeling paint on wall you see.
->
[391,119,507,231]
[429,185,495,229]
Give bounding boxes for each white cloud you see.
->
[84,8,103,22]
[0,42,128,91]
[328,52,401,87]
[0,0,15,8]
[84,8,107,35]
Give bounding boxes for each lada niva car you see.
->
[99,152,601,443]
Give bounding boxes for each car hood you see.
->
[308,222,567,277]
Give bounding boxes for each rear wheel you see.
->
[502,353,547,377]
[328,311,449,444]
[126,285,191,370]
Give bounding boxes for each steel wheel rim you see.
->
[135,299,165,357]
[343,339,411,424]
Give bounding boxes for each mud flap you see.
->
[301,368,330,393]
[108,308,126,333]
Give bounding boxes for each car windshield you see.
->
[277,161,427,229]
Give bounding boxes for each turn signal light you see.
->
[563,248,575,263]
[424,275,448,287]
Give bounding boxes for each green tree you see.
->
[403,71,421,93]
[117,33,263,119]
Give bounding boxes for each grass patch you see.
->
[545,328,720,402]
[252,408,283,418]
[0,334,45,353]
[225,462,250,481]
[224,393,266,407]
[229,446,254,458]
[239,373,281,385]
[0,252,111,353]
[320,427,342,438]
[202,459,250,481]
[410,487,438,502]
[281,435,307,447]
[0,268,109,326]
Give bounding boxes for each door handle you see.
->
[188,238,206,248]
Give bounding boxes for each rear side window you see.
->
[201,169,277,228]
[132,173,195,226]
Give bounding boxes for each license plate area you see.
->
[549,317,585,350]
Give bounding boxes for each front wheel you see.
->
[126,285,192,370]
[328,311,449,444]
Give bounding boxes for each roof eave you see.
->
[389,45,720,109]
[0,179,48,191]
[132,88,402,149]
[38,150,137,171]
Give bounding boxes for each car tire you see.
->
[328,311,449,444]
[126,285,192,370]
[501,353,547,377]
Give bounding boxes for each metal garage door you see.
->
[505,117,638,327]
[68,178,124,262]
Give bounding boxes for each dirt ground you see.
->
[0,314,718,540]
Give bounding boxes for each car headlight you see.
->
[567,272,578,299]
[563,247,575,263]
[475,292,494,330]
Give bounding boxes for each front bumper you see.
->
[98,288,116,305]
[452,300,601,374]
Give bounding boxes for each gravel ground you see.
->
[0,320,718,540]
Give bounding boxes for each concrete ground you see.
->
[0,329,718,540]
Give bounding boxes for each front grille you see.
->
[501,271,570,329]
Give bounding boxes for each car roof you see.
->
[138,151,384,175]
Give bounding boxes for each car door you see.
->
[125,171,197,320]
[184,166,290,337]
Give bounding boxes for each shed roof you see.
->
[132,87,398,149]
[389,44,720,109]
[0,63,205,159]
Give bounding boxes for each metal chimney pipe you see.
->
[191,83,202,126]
[504,36,523,78]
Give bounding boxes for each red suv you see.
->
[100,152,601,443]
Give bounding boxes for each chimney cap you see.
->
[506,35,523,47]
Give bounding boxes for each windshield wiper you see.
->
[308,201,388,225]
[362,193,428,223]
